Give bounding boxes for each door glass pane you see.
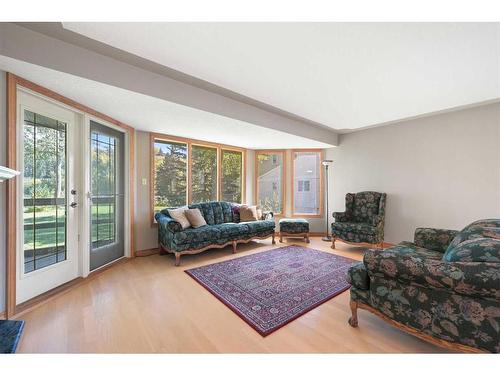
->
[91,132,117,249]
[23,110,67,273]
[191,145,218,203]
[221,150,243,203]
[293,151,321,215]
[153,140,188,212]
[257,152,283,214]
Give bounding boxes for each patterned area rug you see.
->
[185,245,355,336]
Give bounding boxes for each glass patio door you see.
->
[17,91,81,304]
[89,121,124,271]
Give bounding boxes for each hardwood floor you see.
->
[16,238,451,353]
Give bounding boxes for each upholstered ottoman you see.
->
[279,218,310,243]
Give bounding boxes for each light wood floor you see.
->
[16,238,451,353]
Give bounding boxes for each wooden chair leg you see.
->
[272,232,276,245]
[232,241,237,254]
[279,232,283,243]
[331,236,336,249]
[348,300,358,327]
[174,253,181,266]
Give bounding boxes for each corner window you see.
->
[292,150,323,217]
[255,151,285,215]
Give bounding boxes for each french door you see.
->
[17,91,81,304]
[89,121,125,270]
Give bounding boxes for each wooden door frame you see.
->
[5,73,136,318]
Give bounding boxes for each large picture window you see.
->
[292,150,323,217]
[191,145,218,203]
[255,150,285,215]
[153,139,188,213]
[151,134,245,222]
[221,149,243,203]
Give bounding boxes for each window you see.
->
[91,131,117,249]
[23,110,67,273]
[191,145,218,203]
[221,149,243,203]
[255,151,285,215]
[292,150,323,217]
[153,139,188,213]
[151,134,245,222]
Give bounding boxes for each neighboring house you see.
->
[293,153,320,214]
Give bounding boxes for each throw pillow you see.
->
[231,204,241,223]
[185,208,207,228]
[447,226,500,250]
[240,205,259,222]
[443,238,500,263]
[168,207,191,229]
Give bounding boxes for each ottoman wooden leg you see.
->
[279,232,283,243]
[232,241,237,254]
[272,232,276,245]
[331,236,336,249]
[305,233,310,243]
[174,253,181,267]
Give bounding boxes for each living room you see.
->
[0,1,499,372]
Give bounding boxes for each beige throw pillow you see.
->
[168,207,191,229]
[239,205,259,222]
[185,208,207,228]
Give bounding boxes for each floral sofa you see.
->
[331,191,387,249]
[155,201,275,266]
[347,219,500,353]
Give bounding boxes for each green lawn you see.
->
[24,205,115,250]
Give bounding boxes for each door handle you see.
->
[70,202,78,208]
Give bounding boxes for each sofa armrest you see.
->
[364,248,500,299]
[414,228,459,253]
[333,211,350,222]
[347,262,369,290]
[155,212,182,233]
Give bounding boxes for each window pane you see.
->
[293,151,321,215]
[90,130,117,249]
[153,140,187,212]
[191,145,218,203]
[23,110,67,273]
[257,153,283,214]
[221,150,243,203]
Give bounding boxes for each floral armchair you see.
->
[346,219,500,353]
[331,191,387,249]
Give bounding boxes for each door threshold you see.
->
[89,256,127,274]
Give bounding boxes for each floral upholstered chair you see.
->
[346,219,500,353]
[331,191,387,249]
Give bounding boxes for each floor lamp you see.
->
[321,160,333,241]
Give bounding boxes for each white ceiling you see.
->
[63,22,500,131]
[0,56,332,149]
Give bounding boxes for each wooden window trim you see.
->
[150,132,247,226]
[291,149,325,218]
[254,150,287,217]
[5,73,136,318]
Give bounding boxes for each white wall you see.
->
[328,102,500,244]
[0,70,6,313]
